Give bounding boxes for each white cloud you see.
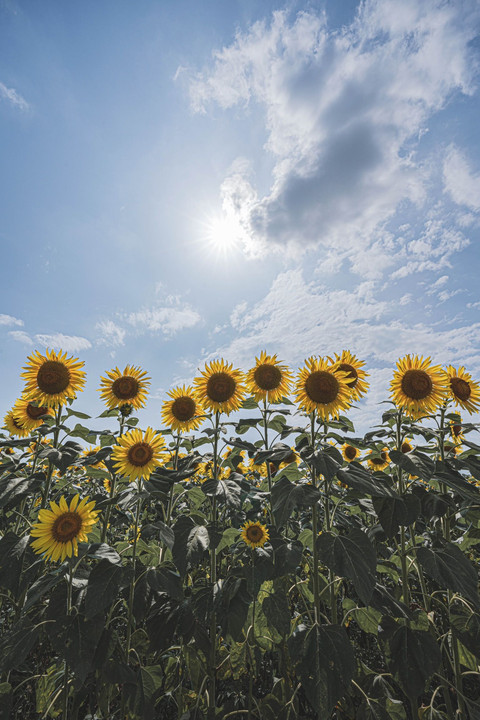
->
[34,333,92,353]
[188,0,478,269]
[8,330,33,345]
[443,144,480,212]
[0,82,29,111]
[95,320,126,347]
[126,304,201,336]
[0,313,24,326]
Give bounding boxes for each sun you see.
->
[203,212,242,256]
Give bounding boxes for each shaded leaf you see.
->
[317,529,377,604]
[417,543,479,607]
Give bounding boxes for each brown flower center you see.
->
[171,396,196,422]
[344,445,357,460]
[450,377,471,402]
[246,525,263,542]
[112,376,139,401]
[253,364,282,391]
[451,424,462,438]
[27,403,48,420]
[401,442,412,453]
[305,371,339,404]
[206,372,236,403]
[37,361,70,395]
[127,442,154,467]
[371,452,388,465]
[400,369,433,400]
[337,363,358,387]
[51,511,82,542]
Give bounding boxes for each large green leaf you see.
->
[317,529,377,604]
[417,542,480,607]
[337,464,396,497]
[372,494,421,537]
[172,516,210,576]
[50,612,104,687]
[288,623,355,717]
[0,617,42,674]
[0,472,44,510]
[85,559,125,618]
[450,606,480,658]
[389,450,435,481]
[202,475,242,508]
[147,563,184,600]
[380,619,441,700]
[433,461,480,502]
[271,476,321,527]
[301,446,342,482]
[262,588,291,636]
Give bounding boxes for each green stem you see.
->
[159,434,181,564]
[262,400,274,522]
[125,494,142,663]
[41,406,63,509]
[395,411,410,606]
[248,552,256,719]
[310,412,321,625]
[208,412,220,720]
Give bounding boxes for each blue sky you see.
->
[1,0,480,433]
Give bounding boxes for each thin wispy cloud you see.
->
[95,320,126,347]
[0,313,24,326]
[126,303,201,337]
[8,330,33,345]
[34,333,92,353]
[0,81,29,111]
[443,144,480,212]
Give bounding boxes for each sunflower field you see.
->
[1,349,480,720]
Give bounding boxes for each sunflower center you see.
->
[112,376,139,400]
[171,396,196,422]
[401,369,433,400]
[127,442,154,467]
[337,363,358,387]
[371,452,387,465]
[282,451,297,465]
[401,442,412,453]
[452,424,462,437]
[27,403,48,420]
[51,512,82,542]
[253,364,282,391]
[305,371,339,404]
[345,446,357,460]
[37,361,70,395]
[246,525,263,542]
[450,377,471,402]
[206,372,236,403]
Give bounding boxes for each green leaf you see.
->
[372,494,421,537]
[271,476,321,527]
[0,472,44,510]
[0,683,12,720]
[65,408,91,420]
[217,527,241,552]
[380,620,441,700]
[450,606,480,658]
[0,617,42,674]
[85,559,125,618]
[172,516,210,576]
[50,613,104,687]
[263,589,291,636]
[337,463,396,497]
[417,543,480,607]
[317,529,377,604]
[433,461,480,502]
[147,564,184,601]
[301,446,342,482]
[389,450,435,481]
[202,475,242,508]
[288,623,355,717]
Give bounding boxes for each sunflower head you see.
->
[401,439,414,453]
[161,385,204,433]
[245,351,293,403]
[449,414,464,442]
[99,364,150,411]
[443,366,480,415]
[390,355,447,419]
[295,356,352,420]
[3,409,30,438]
[30,494,99,562]
[241,520,269,549]
[367,448,390,472]
[111,427,166,482]
[342,444,360,462]
[193,359,246,415]
[12,397,53,432]
[333,350,369,401]
[21,348,86,408]
[81,445,106,469]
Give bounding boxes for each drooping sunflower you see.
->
[99,364,150,411]
[241,520,269,549]
[245,351,293,403]
[3,409,29,438]
[30,494,99,562]
[449,415,464,444]
[12,397,53,432]
[111,427,166,482]
[161,385,204,433]
[295,356,352,420]
[81,445,106,469]
[401,439,414,453]
[247,457,268,478]
[278,448,301,469]
[21,348,86,408]
[193,359,246,415]
[333,350,369,401]
[342,444,360,462]
[390,355,446,419]
[367,448,390,472]
[443,366,480,415]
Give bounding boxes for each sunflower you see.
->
[342,444,360,462]
[12,397,53,432]
[294,356,352,420]
[21,348,86,408]
[278,448,301,469]
[443,366,480,415]
[30,494,99,562]
[193,460,227,483]
[401,439,414,453]
[98,364,150,411]
[161,385,204,433]
[247,458,268,478]
[333,350,369,401]
[81,445,106,469]
[111,427,166,482]
[449,415,464,444]
[367,448,390,472]
[241,520,269,549]
[193,359,246,415]
[245,351,293,403]
[390,355,446,419]
[3,410,30,438]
